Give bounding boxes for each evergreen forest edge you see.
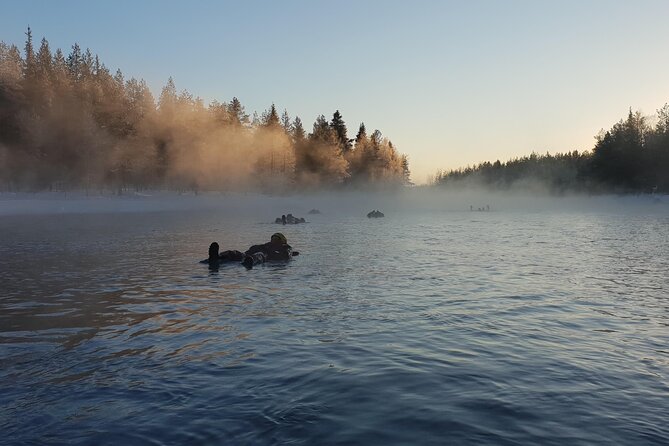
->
[1,29,667,195]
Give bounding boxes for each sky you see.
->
[2,0,669,184]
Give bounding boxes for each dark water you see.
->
[1,199,668,445]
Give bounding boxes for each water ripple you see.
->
[1,209,668,445]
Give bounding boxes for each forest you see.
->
[2,29,668,195]
[433,107,669,194]
[0,29,410,193]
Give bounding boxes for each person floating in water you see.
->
[274,214,306,224]
[200,242,244,266]
[201,233,297,269]
[242,232,294,268]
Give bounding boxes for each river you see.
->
[1,192,668,445]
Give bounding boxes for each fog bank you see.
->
[1,189,666,218]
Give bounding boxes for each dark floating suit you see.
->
[201,233,298,270]
[274,213,306,224]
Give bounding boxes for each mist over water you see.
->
[1,192,668,445]
[1,188,666,216]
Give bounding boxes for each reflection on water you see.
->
[1,206,668,445]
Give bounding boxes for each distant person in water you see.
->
[274,214,305,224]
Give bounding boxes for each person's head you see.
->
[270,233,287,245]
[209,242,220,258]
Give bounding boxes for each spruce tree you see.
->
[32,37,54,110]
[281,109,291,133]
[401,154,411,184]
[0,43,24,84]
[51,48,68,91]
[292,116,305,142]
[158,76,177,110]
[66,43,82,81]
[355,122,367,144]
[23,27,35,79]
[36,38,52,80]
[262,103,280,128]
[114,69,124,88]
[228,97,249,127]
[310,115,333,142]
[82,48,94,79]
[371,129,383,147]
[251,111,260,128]
[330,110,352,152]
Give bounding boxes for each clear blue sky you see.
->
[2,0,669,183]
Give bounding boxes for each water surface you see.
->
[1,197,668,445]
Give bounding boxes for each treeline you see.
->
[434,107,669,193]
[0,29,410,192]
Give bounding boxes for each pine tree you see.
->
[158,76,177,110]
[23,27,35,79]
[0,42,24,157]
[401,154,411,185]
[330,110,351,152]
[292,116,305,142]
[281,109,291,133]
[209,99,231,125]
[113,69,124,88]
[371,129,383,148]
[310,114,334,142]
[228,97,249,127]
[251,111,261,128]
[36,37,52,80]
[262,103,280,128]
[650,104,669,190]
[33,37,54,109]
[126,78,155,128]
[0,43,23,84]
[81,48,94,80]
[656,104,669,135]
[51,48,68,91]
[66,43,82,81]
[355,122,367,145]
